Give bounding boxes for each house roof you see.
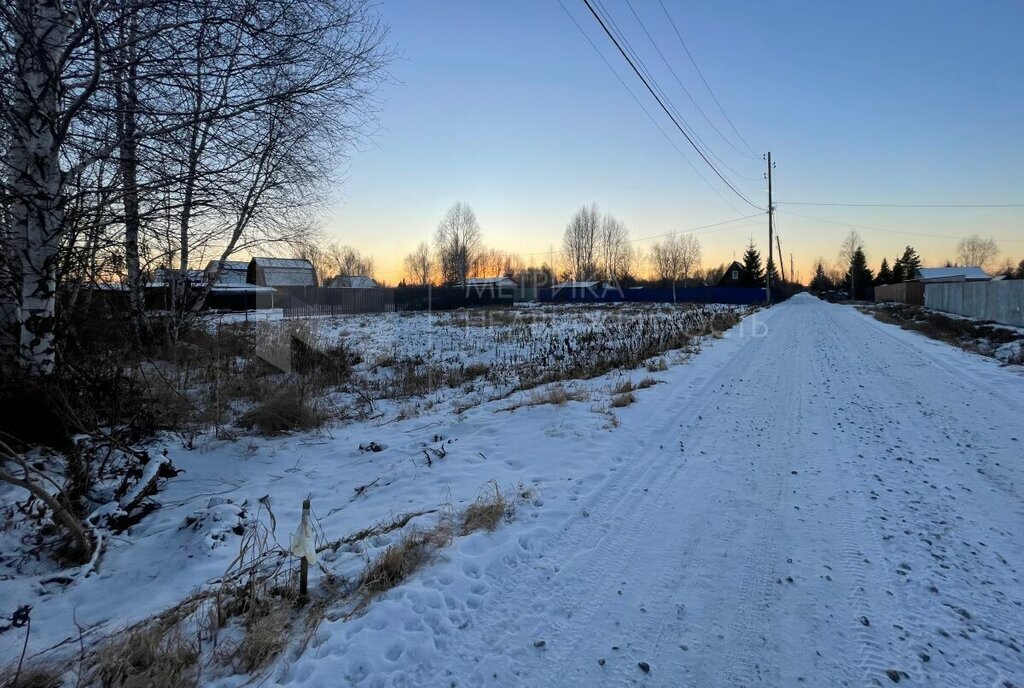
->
[249,257,316,287]
[552,281,602,289]
[205,260,250,284]
[326,275,379,288]
[457,276,517,287]
[914,267,992,282]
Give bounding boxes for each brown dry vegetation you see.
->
[867,303,1024,364]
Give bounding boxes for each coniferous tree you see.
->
[898,245,922,280]
[1016,258,1024,280]
[765,257,781,286]
[844,248,874,300]
[875,258,894,285]
[810,260,831,291]
[740,239,764,287]
[891,258,905,283]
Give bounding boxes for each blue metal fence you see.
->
[537,286,767,305]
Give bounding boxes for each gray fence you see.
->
[924,280,1024,327]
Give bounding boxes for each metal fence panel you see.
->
[925,280,1024,327]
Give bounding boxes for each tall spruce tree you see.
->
[766,257,781,286]
[875,257,894,285]
[810,260,831,291]
[898,245,922,280]
[741,239,764,287]
[892,257,905,283]
[844,248,874,300]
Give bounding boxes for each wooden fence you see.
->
[874,282,925,305]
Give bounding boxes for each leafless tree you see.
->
[956,234,999,270]
[562,204,600,282]
[839,230,864,300]
[472,247,523,278]
[678,234,702,284]
[403,241,434,286]
[650,232,686,301]
[598,214,630,283]
[0,0,390,373]
[435,202,482,285]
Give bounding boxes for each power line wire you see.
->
[593,0,759,183]
[580,0,764,211]
[517,213,763,257]
[657,0,758,158]
[778,208,1024,244]
[555,0,748,216]
[622,0,759,170]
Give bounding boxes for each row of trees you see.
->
[811,232,1024,300]
[402,202,710,292]
[1,0,390,374]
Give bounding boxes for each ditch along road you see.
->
[316,294,1024,687]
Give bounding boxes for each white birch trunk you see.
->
[7,0,75,375]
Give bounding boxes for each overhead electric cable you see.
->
[579,0,764,211]
[657,0,758,158]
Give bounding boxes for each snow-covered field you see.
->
[3,295,1024,687]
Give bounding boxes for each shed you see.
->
[911,267,993,283]
[205,260,250,285]
[717,261,749,287]
[325,274,379,288]
[247,257,318,288]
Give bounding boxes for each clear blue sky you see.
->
[324,0,1024,283]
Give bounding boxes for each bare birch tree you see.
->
[562,204,600,282]
[0,0,390,371]
[435,202,482,285]
[955,235,999,270]
[403,241,434,286]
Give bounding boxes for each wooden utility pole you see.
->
[766,152,775,305]
[776,234,786,283]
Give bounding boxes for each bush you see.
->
[238,385,324,435]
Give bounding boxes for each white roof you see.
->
[915,267,992,282]
[251,257,314,269]
[458,276,517,287]
[249,257,316,287]
[552,281,602,289]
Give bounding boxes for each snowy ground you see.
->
[3,294,1024,687]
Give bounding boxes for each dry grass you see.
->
[461,482,507,535]
[646,358,669,372]
[357,518,455,599]
[610,391,636,408]
[225,604,292,674]
[89,621,199,688]
[636,376,658,389]
[0,665,63,688]
[237,385,324,435]
[611,378,634,394]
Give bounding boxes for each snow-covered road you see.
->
[302,293,1023,687]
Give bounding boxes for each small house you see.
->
[717,261,749,287]
[455,276,518,290]
[204,260,250,285]
[247,257,318,288]
[910,267,993,283]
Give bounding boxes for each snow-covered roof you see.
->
[457,276,517,287]
[552,281,602,289]
[205,260,250,284]
[248,257,316,287]
[914,267,992,282]
[150,268,207,286]
[326,275,379,288]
